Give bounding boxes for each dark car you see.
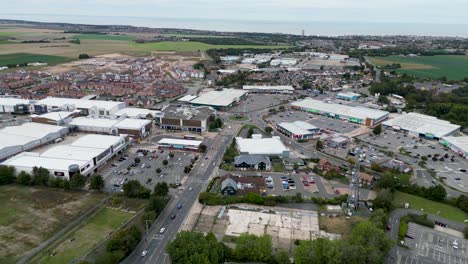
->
[177,204,183,209]
[170,214,176,220]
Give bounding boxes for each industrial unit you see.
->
[69,117,152,140]
[291,98,389,126]
[0,123,68,161]
[36,97,126,117]
[113,107,162,119]
[382,113,460,140]
[31,111,80,126]
[336,92,361,101]
[235,134,290,158]
[276,121,320,140]
[189,89,247,111]
[157,138,203,151]
[440,136,468,158]
[243,85,295,94]
[0,97,33,114]
[159,105,215,132]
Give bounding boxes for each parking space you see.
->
[102,148,197,193]
[264,173,320,197]
[230,94,292,113]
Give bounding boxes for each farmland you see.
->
[370,55,468,80]
[34,208,133,264]
[131,41,291,52]
[0,53,71,67]
[72,34,135,41]
[0,185,105,264]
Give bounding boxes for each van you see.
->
[54,138,63,143]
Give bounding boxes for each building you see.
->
[189,89,247,111]
[157,138,203,151]
[36,97,126,117]
[233,155,271,171]
[0,123,68,160]
[31,111,80,126]
[382,113,460,140]
[0,97,32,114]
[113,119,152,140]
[359,173,375,187]
[220,175,266,195]
[113,107,162,119]
[379,159,412,173]
[440,136,468,158]
[159,105,215,132]
[221,178,238,195]
[327,135,350,148]
[69,117,152,140]
[292,98,389,126]
[336,92,361,101]
[276,121,319,141]
[318,159,340,173]
[243,85,295,94]
[1,134,127,179]
[235,134,290,158]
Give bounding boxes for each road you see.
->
[122,132,234,264]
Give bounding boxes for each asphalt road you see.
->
[121,133,233,264]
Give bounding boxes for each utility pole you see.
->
[145,220,152,247]
[347,148,361,214]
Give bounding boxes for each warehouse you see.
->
[336,92,361,101]
[382,113,460,140]
[189,89,247,111]
[440,136,468,158]
[0,97,32,114]
[235,134,290,158]
[157,138,203,151]
[113,107,162,119]
[243,85,295,94]
[159,105,215,132]
[69,117,152,140]
[0,123,69,160]
[276,121,319,140]
[113,118,152,140]
[291,98,389,126]
[36,97,126,117]
[31,111,80,126]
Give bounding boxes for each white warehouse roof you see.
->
[114,108,161,118]
[441,136,468,154]
[71,134,125,149]
[235,135,289,156]
[41,145,106,161]
[157,138,202,147]
[37,97,125,111]
[31,111,78,121]
[292,98,389,120]
[0,122,68,139]
[243,85,295,91]
[2,152,87,171]
[70,117,119,128]
[382,113,460,138]
[0,97,32,105]
[190,89,247,107]
[113,118,151,130]
[178,95,198,102]
[278,121,318,135]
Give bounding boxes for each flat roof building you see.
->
[69,117,152,140]
[37,97,126,117]
[190,89,247,110]
[440,136,468,158]
[159,105,215,132]
[157,138,203,151]
[0,97,33,114]
[113,107,162,119]
[336,92,361,101]
[292,98,389,126]
[382,113,460,140]
[243,85,295,94]
[235,134,290,158]
[31,111,80,126]
[276,121,319,141]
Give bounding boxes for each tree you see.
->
[70,173,86,189]
[373,189,394,212]
[294,238,340,264]
[316,139,324,150]
[134,157,141,164]
[199,144,207,153]
[0,165,16,185]
[78,53,90,59]
[247,127,255,138]
[376,173,400,190]
[167,231,226,264]
[369,209,388,230]
[147,196,167,214]
[265,126,273,134]
[31,166,50,186]
[90,174,105,190]
[184,166,192,174]
[235,234,272,262]
[275,250,290,264]
[106,225,141,257]
[154,181,169,196]
[123,180,150,199]
[169,152,175,159]
[162,159,168,166]
[16,171,31,186]
[373,124,382,135]
[424,184,446,201]
[156,168,162,174]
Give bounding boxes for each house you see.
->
[221,178,238,195]
[318,159,340,173]
[379,159,412,173]
[359,173,375,186]
[233,155,271,171]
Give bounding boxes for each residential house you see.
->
[233,155,271,171]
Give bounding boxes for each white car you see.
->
[159,227,166,234]
[141,250,148,257]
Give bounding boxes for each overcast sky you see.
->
[2,0,467,25]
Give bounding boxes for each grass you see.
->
[370,55,468,80]
[229,115,248,121]
[393,191,468,223]
[130,41,291,52]
[272,161,285,172]
[0,185,105,264]
[0,53,71,66]
[72,34,136,41]
[319,215,367,235]
[35,207,133,264]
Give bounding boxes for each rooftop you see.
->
[236,135,289,155]
[157,138,203,147]
[41,145,106,161]
[31,111,78,121]
[113,118,151,130]
[70,134,125,149]
[37,97,125,110]
[2,152,87,171]
[243,85,295,91]
[190,89,247,107]
[0,97,32,105]
[69,117,119,128]
[441,136,468,153]
[278,121,318,135]
[113,107,161,118]
[178,95,198,102]
[162,105,214,120]
[0,122,68,139]
[382,113,460,138]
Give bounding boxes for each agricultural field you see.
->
[72,34,135,41]
[393,191,468,223]
[370,55,468,80]
[0,53,71,67]
[34,207,133,264]
[131,41,291,52]
[0,185,105,264]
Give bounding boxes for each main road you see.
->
[121,131,234,264]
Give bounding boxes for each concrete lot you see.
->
[230,94,292,113]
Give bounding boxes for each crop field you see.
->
[35,207,133,264]
[131,41,291,52]
[0,185,105,264]
[72,34,135,41]
[0,53,71,66]
[370,55,468,80]
[393,191,468,223]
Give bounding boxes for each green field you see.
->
[0,185,105,264]
[36,207,133,264]
[131,41,291,52]
[72,34,136,41]
[0,53,71,66]
[393,191,468,223]
[370,55,468,80]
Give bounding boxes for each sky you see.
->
[1,0,468,25]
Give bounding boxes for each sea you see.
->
[1,14,468,37]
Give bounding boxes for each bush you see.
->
[16,171,32,186]
[90,174,105,190]
[106,225,141,258]
[122,180,151,199]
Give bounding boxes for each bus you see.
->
[183,135,196,140]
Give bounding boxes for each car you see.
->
[189,187,193,191]
[141,250,148,257]
[159,227,166,234]
[455,178,461,180]
[335,189,340,194]
[170,214,176,220]
[453,240,459,250]
[386,224,391,231]
[459,168,467,172]
[146,164,151,168]
[177,204,183,209]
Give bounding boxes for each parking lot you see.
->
[102,148,197,193]
[230,94,292,113]
[403,223,468,264]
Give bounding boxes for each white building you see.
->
[113,107,162,119]
[0,97,33,114]
[190,89,247,111]
[69,117,152,139]
[243,85,295,94]
[440,136,468,158]
[37,97,126,117]
[157,138,203,151]
[276,121,320,141]
[382,113,460,140]
[235,134,290,158]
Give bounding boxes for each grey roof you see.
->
[234,155,271,166]
[162,105,215,120]
[221,178,238,191]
